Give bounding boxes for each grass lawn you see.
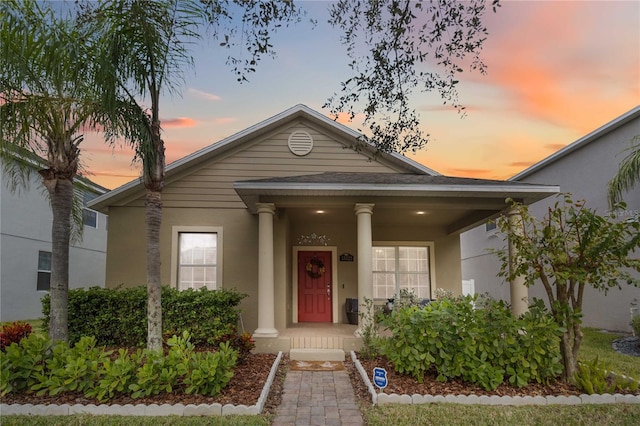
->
[579,328,640,378]
[364,404,640,426]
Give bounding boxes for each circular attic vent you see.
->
[288,131,313,156]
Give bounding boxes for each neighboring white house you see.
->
[0,157,108,322]
[461,105,640,332]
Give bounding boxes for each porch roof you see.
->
[233,172,559,234]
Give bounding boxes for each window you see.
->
[81,191,98,228]
[171,227,223,290]
[372,245,432,300]
[37,251,51,291]
[485,221,497,232]
[83,209,98,228]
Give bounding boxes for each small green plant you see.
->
[0,333,50,396]
[631,315,640,339]
[391,288,421,310]
[32,336,110,397]
[358,298,381,360]
[433,288,454,300]
[574,357,616,394]
[86,348,141,402]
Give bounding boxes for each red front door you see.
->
[298,251,332,322]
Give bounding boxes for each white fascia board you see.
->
[234,181,560,196]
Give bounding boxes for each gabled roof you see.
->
[511,105,640,181]
[89,104,439,211]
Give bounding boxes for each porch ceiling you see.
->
[234,173,559,234]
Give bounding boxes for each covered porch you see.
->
[234,173,558,353]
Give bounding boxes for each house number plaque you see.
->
[339,253,354,262]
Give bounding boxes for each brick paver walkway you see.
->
[271,369,365,426]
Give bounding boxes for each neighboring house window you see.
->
[37,251,51,291]
[485,221,497,232]
[171,226,223,290]
[82,192,98,228]
[372,244,433,300]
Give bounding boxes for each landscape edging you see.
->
[349,351,640,406]
[0,351,283,417]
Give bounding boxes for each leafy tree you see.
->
[0,0,146,344]
[608,135,640,208]
[326,0,500,153]
[84,0,303,351]
[494,194,640,381]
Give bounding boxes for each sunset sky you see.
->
[78,0,640,190]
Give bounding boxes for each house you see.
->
[461,105,640,332]
[0,154,108,322]
[88,104,557,351]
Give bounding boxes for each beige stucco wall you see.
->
[103,118,465,333]
[105,205,262,330]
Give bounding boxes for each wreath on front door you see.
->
[306,255,325,279]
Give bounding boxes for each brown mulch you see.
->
[0,353,277,407]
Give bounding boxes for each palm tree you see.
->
[88,0,302,351]
[0,0,148,343]
[608,135,640,208]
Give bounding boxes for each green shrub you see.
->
[1,331,238,402]
[0,334,50,396]
[42,286,246,347]
[378,295,563,390]
[32,336,109,397]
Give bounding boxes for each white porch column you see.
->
[508,207,528,317]
[355,203,374,335]
[253,203,278,338]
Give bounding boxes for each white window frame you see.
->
[170,226,223,290]
[37,250,52,292]
[372,241,436,301]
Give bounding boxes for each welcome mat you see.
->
[290,361,345,371]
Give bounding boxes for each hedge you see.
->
[42,286,246,347]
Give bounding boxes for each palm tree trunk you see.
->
[43,175,73,344]
[146,189,163,351]
[145,121,165,352]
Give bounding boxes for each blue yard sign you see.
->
[373,367,388,389]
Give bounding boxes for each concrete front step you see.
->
[289,348,345,362]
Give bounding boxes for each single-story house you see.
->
[1,152,108,322]
[89,104,558,351]
[461,105,640,332]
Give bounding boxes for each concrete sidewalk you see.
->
[271,369,365,426]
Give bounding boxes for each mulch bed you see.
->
[350,355,582,399]
[0,353,277,407]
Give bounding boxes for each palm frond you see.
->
[608,135,640,208]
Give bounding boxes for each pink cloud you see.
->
[475,1,639,133]
[162,117,198,128]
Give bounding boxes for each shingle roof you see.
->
[242,172,544,187]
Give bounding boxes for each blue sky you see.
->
[79,0,640,189]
